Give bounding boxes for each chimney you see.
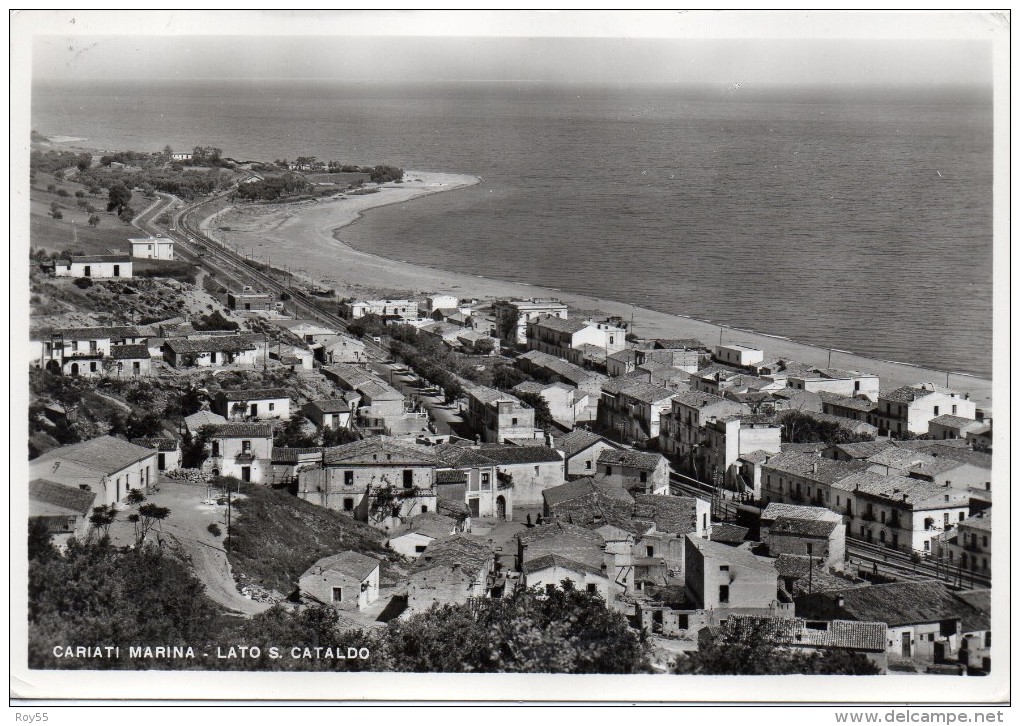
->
[475,434,481,446]
[811,462,818,474]
[545,432,554,447]
[902,493,908,502]
[836,596,845,608]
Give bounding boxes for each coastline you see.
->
[200,170,990,408]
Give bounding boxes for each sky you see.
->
[22,10,999,86]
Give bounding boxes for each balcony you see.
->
[861,511,876,522]
[234,452,256,463]
[65,351,105,360]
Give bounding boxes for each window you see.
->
[481,472,491,490]
[269,402,275,411]
[211,441,220,457]
[982,536,988,548]
[415,545,427,554]
[242,440,252,453]
[933,406,940,416]
[511,417,518,426]
[959,512,966,522]
[343,498,354,512]
[332,587,343,603]
[90,362,97,372]
[943,513,950,527]
[534,465,540,475]
[639,472,647,483]
[719,565,729,572]
[403,470,413,489]
[585,460,592,470]
[344,470,354,486]
[605,466,613,476]
[646,546,654,557]
[952,404,957,415]
[545,584,556,595]
[587,583,598,594]
[718,585,729,604]
[854,381,861,391]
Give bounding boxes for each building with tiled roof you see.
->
[29,436,158,507]
[517,521,607,573]
[302,399,353,431]
[597,379,677,446]
[465,386,539,444]
[387,512,461,559]
[29,478,98,540]
[405,535,495,614]
[492,298,568,345]
[53,254,133,279]
[213,388,291,422]
[526,314,626,363]
[515,350,607,394]
[596,448,670,495]
[727,615,888,670]
[163,335,260,369]
[435,442,563,508]
[823,440,896,462]
[521,553,611,601]
[685,534,781,611]
[932,509,992,580]
[796,580,983,664]
[183,409,228,434]
[876,383,976,436]
[300,551,380,612]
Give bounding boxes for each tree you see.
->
[118,205,136,223]
[383,582,650,673]
[321,426,360,447]
[107,182,132,214]
[133,503,172,548]
[88,504,118,540]
[492,364,527,390]
[273,412,318,448]
[516,391,554,429]
[780,411,874,447]
[673,616,880,675]
[473,337,495,355]
[75,190,85,198]
[76,153,92,171]
[88,214,101,228]
[181,425,215,468]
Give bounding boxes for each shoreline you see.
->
[202,170,992,408]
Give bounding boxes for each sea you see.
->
[31,79,994,377]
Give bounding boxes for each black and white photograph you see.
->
[10,9,1009,710]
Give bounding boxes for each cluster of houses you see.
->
[28,285,994,674]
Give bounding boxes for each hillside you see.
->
[226,484,406,596]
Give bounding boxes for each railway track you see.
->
[143,182,389,360]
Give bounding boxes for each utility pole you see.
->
[226,480,232,554]
[807,542,814,594]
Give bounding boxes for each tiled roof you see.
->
[770,516,839,538]
[129,437,179,452]
[631,494,700,535]
[436,444,562,467]
[597,448,665,470]
[924,445,992,469]
[272,447,323,464]
[305,399,352,414]
[781,409,877,434]
[435,469,468,484]
[324,437,444,466]
[34,325,141,341]
[529,315,590,334]
[30,435,156,474]
[781,442,829,454]
[184,410,228,431]
[108,344,151,360]
[70,254,131,263]
[761,502,843,523]
[522,553,604,578]
[728,615,886,652]
[554,429,614,458]
[273,319,339,333]
[211,422,274,439]
[828,441,897,459]
[356,381,404,401]
[517,521,606,548]
[611,381,677,404]
[407,535,493,576]
[881,384,955,403]
[737,450,774,465]
[711,523,750,544]
[390,512,459,539]
[29,479,97,516]
[687,536,778,572]
[468,385,521,406]
[671,390,730,410]
[761,452,868,485]
[928,414,979,428]
[957,511,992,532]
[608,349,639,364]
[952,589,991,633]
[437,498,471,518]
[796,581,978,628]
[165,336,257,354]
[217,388,290,402]
[542,479,603,508]
[305,550,380,581]
[818,392,877,411]
[866,448,935,470]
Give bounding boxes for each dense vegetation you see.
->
[673,616,881,675]
[779,410,875,447]
[232,173,313,202]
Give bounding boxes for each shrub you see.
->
[73,278,93,289]
[207,523,222,537]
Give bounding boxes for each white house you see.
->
[714,343,764,367]
[299,551,380,612]
[54,254,133,279]
[875,383,977,436]
[203,422,275,483]
[129,236,175,260]
[29,436,159,507]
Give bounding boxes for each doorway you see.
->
[241,466,251,483]
[496,495,506,520]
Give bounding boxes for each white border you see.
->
[9,9,1011,705]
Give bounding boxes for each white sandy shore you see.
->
[202,171,992,408]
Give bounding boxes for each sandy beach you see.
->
[202,171,993,408]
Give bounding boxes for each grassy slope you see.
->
[226,484,405,596]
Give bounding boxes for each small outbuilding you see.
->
[299,550,381,612]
